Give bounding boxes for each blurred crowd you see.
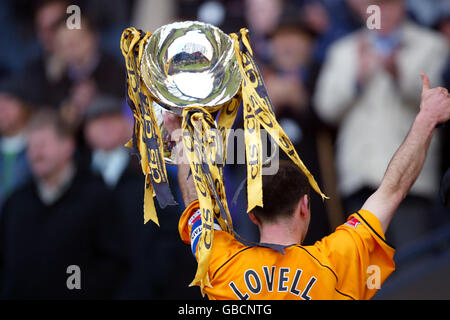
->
[0,0,449,299]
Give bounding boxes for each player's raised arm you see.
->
[362,73,450,233]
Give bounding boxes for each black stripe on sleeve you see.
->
[355,212,395,250]
[295,246,356,300]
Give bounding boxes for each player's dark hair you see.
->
[249,159,311,224]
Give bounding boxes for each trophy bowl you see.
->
[141,21,242,113]
[141,21,242,163]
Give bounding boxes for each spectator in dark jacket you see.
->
[0,109,131,299]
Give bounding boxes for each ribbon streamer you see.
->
[121,28,177,226]
[181,107,235,292]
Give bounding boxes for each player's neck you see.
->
[259,222,303,246]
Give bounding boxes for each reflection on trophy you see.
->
[141,21,242,163]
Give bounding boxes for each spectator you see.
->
[83,96,133,190]
[244,0,284,65]
[83,96,150,298]
[19,1,128,110]
[72,0,132,60]
[19,0,69,107]
[265,21,319,112]
[0,79,33,214]
[52,15,125,124]
[298,0,362,63]
[0,109,131,299]
[314,0,448,248]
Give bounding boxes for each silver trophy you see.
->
[141,21,242,163]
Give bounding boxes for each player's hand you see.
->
[419,73,450,125]
[163,112,183,143]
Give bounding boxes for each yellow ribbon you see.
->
[120,27,176,226]
[181,106,237,294]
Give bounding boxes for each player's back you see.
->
[205,231,352,300]
[179,201,395,300]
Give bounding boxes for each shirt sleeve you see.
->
[313,209,396,300]
[178,200,222,260]
[178,200,201,257]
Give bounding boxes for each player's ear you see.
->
[299,194,310,220]
[248,211,260,227]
